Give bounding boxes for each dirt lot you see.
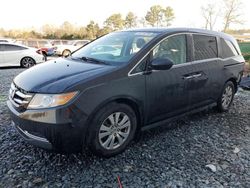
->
[0,68,250,188]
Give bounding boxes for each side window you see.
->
[0,44,4,51]
[221,38,238,58]
[152,34,187,65]
[4,44,27,51]
[130,36,153,54]
[131,58,147,74]
[193,35,218,60]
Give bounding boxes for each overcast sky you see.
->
[1,0,250,31]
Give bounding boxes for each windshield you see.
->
[72,31,158,65]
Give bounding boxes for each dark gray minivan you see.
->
[7,28,244,157]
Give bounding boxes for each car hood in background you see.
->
[14,58,115,93]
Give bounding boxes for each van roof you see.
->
[123,27,234,41]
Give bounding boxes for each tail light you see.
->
[36,50,42,54]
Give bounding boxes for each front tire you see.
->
[62,49,71,57]
[87,103,137,157]
[217,81,235,112]
[20,57,35,68]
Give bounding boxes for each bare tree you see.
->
[223,0,243,32]
[201,3,219,30]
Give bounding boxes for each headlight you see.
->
[27,91,78,109]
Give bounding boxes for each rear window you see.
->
[193,35,218,60]
[221,38,239,58]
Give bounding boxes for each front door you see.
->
[145,34,194,124]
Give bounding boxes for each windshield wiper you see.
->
[80,56,108,65]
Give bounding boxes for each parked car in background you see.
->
[90,45,121,56]
[51,40,69,46]
[54,39,89,57]
[0,38,15,43]
[15,39,55,60]
[0,42,45,68]
[7,28,244,157]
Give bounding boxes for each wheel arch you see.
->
[86,96,144,134]
[20,56,36,66]
[226,77,237,93]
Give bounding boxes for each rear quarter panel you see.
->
[218,55,244,91]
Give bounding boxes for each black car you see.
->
[7,28,244,157]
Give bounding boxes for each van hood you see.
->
[14,58,115,93]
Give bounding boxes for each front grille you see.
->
[9,83,33,109]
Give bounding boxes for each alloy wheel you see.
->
[22,57,34,68]
[221,85,233,109]
[98,112,131,150]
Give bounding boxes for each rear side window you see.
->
[4,44,27,51]
[221,38,238,58]
[193,35,218,60]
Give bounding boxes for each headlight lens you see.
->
[27,91,78,109]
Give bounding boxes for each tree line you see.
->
[0,0,245,40]
[0,5,174,40]
[201,0,243,32]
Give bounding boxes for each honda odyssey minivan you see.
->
[7,28,244,157]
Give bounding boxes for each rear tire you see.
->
[20,57,35,68]
[217,81,235,112]
[87,103,137,157]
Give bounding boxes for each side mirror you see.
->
[151,58,174,70]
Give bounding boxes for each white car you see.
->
[0,38,15,43]
[55,40,90,57]
[0,43,45,68]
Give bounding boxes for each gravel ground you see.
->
[0,68,250,188]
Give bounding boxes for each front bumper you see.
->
[7,100,88,153]
[13,121,52,150]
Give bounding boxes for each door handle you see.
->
[183,75,194,80]
[183,73,202,80]
[192,73,202,78]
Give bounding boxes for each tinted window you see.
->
[193,35,217,60]
[152,34,187,65]
[131,58,147,74]
[4,44,27,51]
[221,38,238,58]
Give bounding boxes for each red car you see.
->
[15,39,55,60]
